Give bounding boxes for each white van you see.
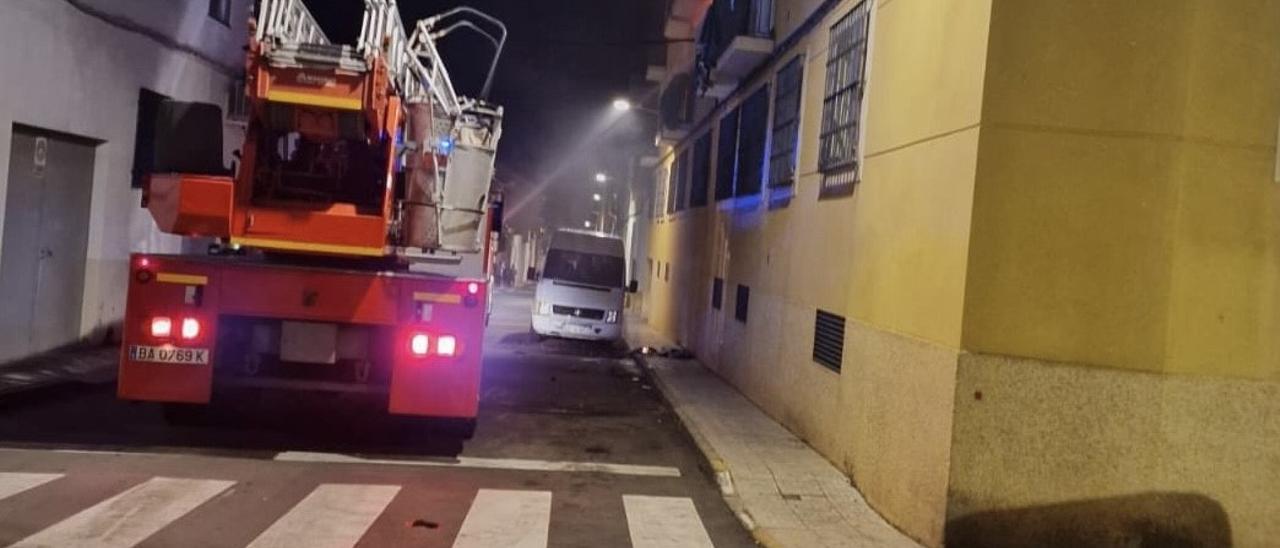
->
[532,229,636,341]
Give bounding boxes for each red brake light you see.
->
[180,318,201,340]
[410,333,430,356]
[437,335,458,357]
[150,317,172,338]
[466,282,480,295]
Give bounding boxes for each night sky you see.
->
[306,0,666,229]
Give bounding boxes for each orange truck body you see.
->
[117,7,499,421]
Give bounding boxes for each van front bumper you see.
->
[531,313,622,341]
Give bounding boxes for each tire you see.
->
[396,416,477,440]
[433,418,477,440]
[162,403,210,426]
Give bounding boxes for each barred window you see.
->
[769,55,804,188]
[819,2,870,193]
[653,164,669,219]
[689,132,712,208]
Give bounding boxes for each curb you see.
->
[629,349,781,548]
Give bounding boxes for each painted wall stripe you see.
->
[0,472,62,501]
[453,489,551,548]
[274,451,682,478]
[9,477,233,547]
[247,484,400,548]
[623,495,715,548]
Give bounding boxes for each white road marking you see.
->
[247,484,400,548]
[623,495,715,548]
[453,489,551,548]
[0,448,682,478]
[0,472,62,501]
[9,477,233,547]
[274,451,682,478]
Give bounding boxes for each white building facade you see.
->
[0,0,250,362]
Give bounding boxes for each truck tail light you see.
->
[150,317,172,338]
[410,333,430,357]
[437,335,458,357]
[466,282,480,295]
[180,318,201,340]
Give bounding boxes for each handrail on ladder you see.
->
[256,0,330,45]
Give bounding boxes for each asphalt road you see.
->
[0,290,754,547]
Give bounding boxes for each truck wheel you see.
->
[397,417,477,440]
[433,418,477,440]
[162,403,209,426]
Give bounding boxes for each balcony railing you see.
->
[696,0,774,88]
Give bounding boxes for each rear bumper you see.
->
[531,313,622,341]
[117,253,487,418]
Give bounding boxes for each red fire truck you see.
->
[118,0,507,435]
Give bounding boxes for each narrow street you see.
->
[0,291,753,547]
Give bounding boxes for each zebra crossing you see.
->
[0,472,718,548]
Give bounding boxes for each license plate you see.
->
[128,345,209,365]
[565,324,593,335]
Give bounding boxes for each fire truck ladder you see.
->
[255,0,506,255]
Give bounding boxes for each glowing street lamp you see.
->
[583,220,592,228]
[592,193,602,202]
[594,172,608,183]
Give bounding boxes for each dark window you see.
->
[664,263,670,282]
[711,277,724,310]
[813,310,846,372]
[543,249,626,288]
[715,109,740,201]
[819,2,870,192]
[131,88,169,189]
[735,86,769,197]
[209,0,232,26]
[667,154,682,214]
[769,56,804,187]
[734,284,750,323]
[227,75,249,122]
[689,132,712,208]
[675,149,691,211]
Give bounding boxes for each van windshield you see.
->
[543,249,625,288]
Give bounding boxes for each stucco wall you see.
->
[643,0,994,545]
[953,1,1280,546]
[949,353,1279,547]
[0,0,247,359]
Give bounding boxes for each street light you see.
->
[612,98,633,112]
[592,193,602,202]
[584,220,592,228]
[594,172,608,183]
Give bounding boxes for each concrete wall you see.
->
[0,0,248,360]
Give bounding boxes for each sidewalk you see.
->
[0,346,118,396]
[626,319,921,548]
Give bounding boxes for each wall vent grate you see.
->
[813,309,845,372]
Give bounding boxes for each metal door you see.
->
[0,126,96,362]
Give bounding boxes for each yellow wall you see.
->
[645,0,1279,546]
[963,0,1280,380]
[1163,2,1280,381]
[644,0,995,544]
[949,2,1280,546]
